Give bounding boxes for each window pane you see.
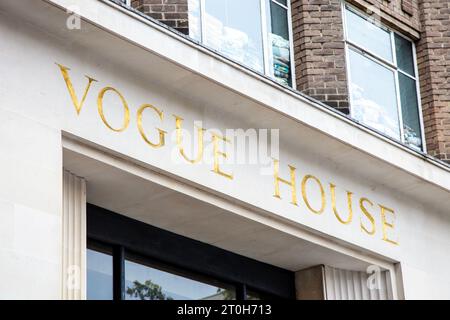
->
[125,259,235,300]
[270,2,289,40]
[348,49,400,139]
[395,34,415,76]
[246,290,265,300]
[269,2,292,86]
[399,73,422,149]
[87,249,113,300]
[346,7,393,62]
[203,0,264,73]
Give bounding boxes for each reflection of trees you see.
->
[201,288,235,300]
[126,280,173,300]
[218,288,235,300]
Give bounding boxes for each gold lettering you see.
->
[137,104,167,148]
[273,159,298,206]
[173,115,205,164]
[211,133,233,180]
[301,175,326,214]
[360,198,376,236]
[97,87,130,132]
[56,63,97,115]
[380,205,399,245]
[330,183,353,224]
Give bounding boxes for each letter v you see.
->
[56,63,97,115]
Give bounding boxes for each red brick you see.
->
[417,0,450,162]
[132,0,189,35]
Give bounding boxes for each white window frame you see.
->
[341,2,426,152]
[198,0,296,89]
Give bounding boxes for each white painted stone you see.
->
[0,0,449,300]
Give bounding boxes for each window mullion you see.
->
[397,69,417,80]
[390,30,398,67]
[271,0,289,10]
[412,42,427,153]
[286,0,296,89]
[346,41,397,70]
[342,1,353,117]
[236,284,247,300]
[199,0,205,43]
[261,0,271,77]
[113,245,125,300]
[342,2,349,41]
[394,70,405,144]
[391,30,405,145]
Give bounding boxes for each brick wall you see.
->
[132,0,189,35]
[416,0,450,162]
[291,0,349,113]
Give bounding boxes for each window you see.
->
[125,255,236,300]
[267,0,293,87]
[87,247,113,300]
[87,242,282,301]
[86,204,295,300]
[343,4,424,151]
[188,0,294,87]
[88,245,239,300]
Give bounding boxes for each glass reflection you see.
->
[395,34,415,76]
[346,8,393,62]
[87,249,113,300]
[188,0,201,41]
[203,0,264,73]
[125,259,235,300]
[348,49,400,139]
[399,73,422,149]
[269,1,292,86]
[246,290,263,300]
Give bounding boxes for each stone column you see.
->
[62,170,87,300]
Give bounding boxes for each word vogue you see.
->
[57,63,399,246]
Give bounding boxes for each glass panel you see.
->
[345,7,393,62]
[269,2,292,86]
[399,73,422,150]
[348,49,400,139]
[395,34,415,76]
[188,0,202,41]
[87,249,113,300]
[246,288,276,300]
[125,259,236,300]
[203,0,264,73]
[270,2,289,40]
[246,290,263,300]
